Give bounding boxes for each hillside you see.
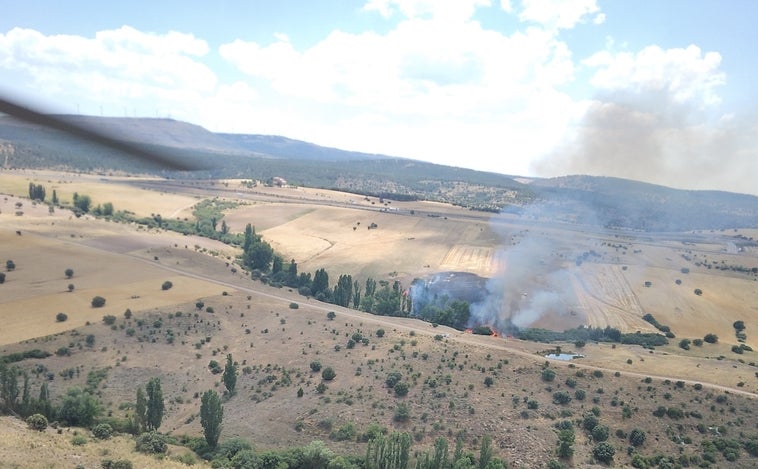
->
[0,173,757,466]
[2,114,757,230]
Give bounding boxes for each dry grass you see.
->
[1,169,757,467]
[0,416,208,468]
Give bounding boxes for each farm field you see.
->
[0,169,757,467]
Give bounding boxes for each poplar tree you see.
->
[145,377,164,431]
[200,390,223,448]
[223,354,237,396]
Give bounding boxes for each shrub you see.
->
[322,367,336,381]
[91,296,106,308]
[135,431,167,454]
[56,312,68,322]
[71,435,88,446]
[102,315,116,325]
[65,268,74,278]
[541,368,556,382]
[26,414,48,431]
[393,403,410,422]
[310,361,322,372]
[592,441,615,464]
[679,338,691,350]
[289,302,299,309]
[629,428,646,447]
[330,422,356,442]
[326,311,336,320]
[394,382,410,397]
[101,459,133,469]
[553,391,572,405]
[0,272,5,284]
[92,423,113,440]
[161,281,173,291]
[591,425,609,442]
[376,328,385,338]
[704,333,718,344]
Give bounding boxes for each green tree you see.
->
[134,387,147,434]
[145,378,164,431]
[91,296,106,308]
[312,268,330,299]
[365,431,411,469]
[0,272,5,284]
[223,354,238,395]
[65,268,74,279]
[200,390,223,448]
[52,190,58,205]
[243,223,255,253]
[557,428,575,459]
[704,333,718,343]
[479,435,493,469]
[57,387,100,427]
[245,241,274,271]
[73,194,92,213]
[0,363,20,414]
[6,260,15,271]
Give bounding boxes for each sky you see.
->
[1,0,756,195]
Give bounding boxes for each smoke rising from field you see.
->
[534,92,758,196]
[467,234,575,332]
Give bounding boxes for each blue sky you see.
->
[1,0,756,195]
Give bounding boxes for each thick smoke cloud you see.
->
[468,234,577,332]
[534,92,758,196]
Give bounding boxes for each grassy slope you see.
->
[0,170,757,467]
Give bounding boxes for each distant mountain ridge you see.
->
[1,114,756,230]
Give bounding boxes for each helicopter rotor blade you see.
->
[0,97,202,171]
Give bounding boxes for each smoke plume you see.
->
[534,92,758,196]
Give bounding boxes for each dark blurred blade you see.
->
[0,97,203,171]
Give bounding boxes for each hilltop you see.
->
[1,115,757,231]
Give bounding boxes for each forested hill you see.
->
[1,115,757,231]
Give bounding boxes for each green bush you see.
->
[330,422,356,441]
[161,281,173,291]
[592,441,615,463]
[56,312,68,322]
[135,431,167,454]
[322,367,336,381]
[71,434,88,446]
[541,368,556,382]
[92,423,113,440]
[26,414,48,431]
[91,296,106,308]
[394,382,409,397]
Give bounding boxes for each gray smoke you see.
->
[534,92,758,196]
[468,231,577,332]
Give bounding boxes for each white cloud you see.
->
[584,44,725,106]
[0,26,216,107]
[362,0,491,20]
[519,0,601,29]
[218,10,582,174]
